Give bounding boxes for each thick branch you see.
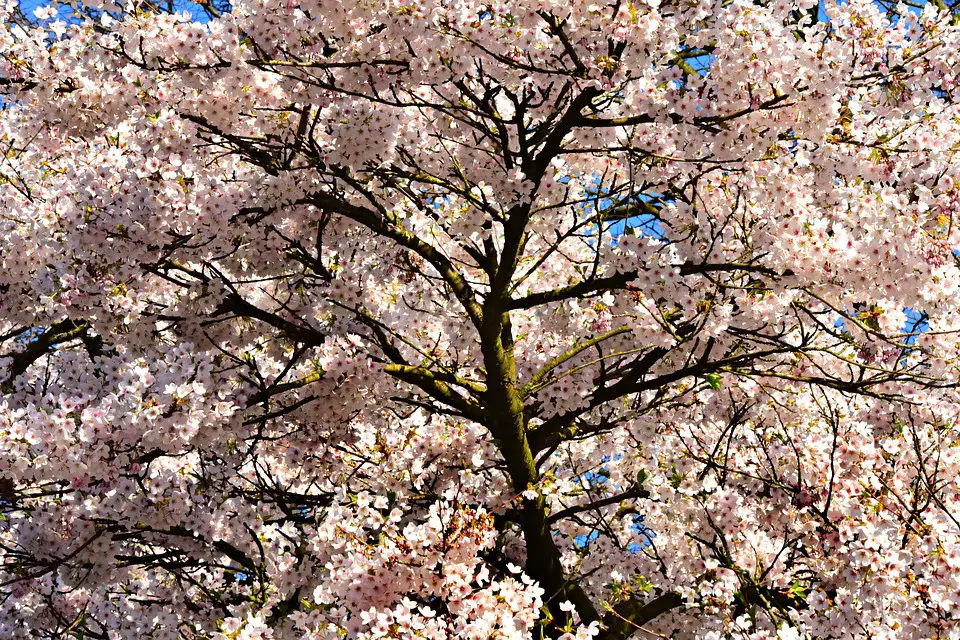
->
[214,293,325,347]
[384,364,486,421]
[598,593,684,640]
[521,325,633,398]
[4,319,91,382]
[311,194,485,327]
[547,486,649,525]
[510,262,784,310]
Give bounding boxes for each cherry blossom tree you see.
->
[4,0,960,638]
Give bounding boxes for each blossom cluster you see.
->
[2,0,960,639]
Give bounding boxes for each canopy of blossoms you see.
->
[2,0,960,638]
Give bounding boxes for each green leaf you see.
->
[788,581,808,601]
